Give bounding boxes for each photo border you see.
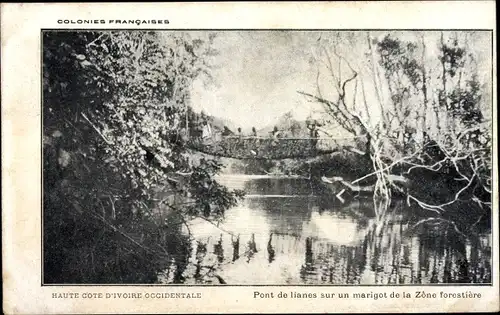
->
[40,28,495,288]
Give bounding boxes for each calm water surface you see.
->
[158,175,491,285]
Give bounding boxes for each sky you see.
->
[187,31,492,130]
[190,31,323,129]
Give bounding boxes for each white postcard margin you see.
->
[1,2,498,314]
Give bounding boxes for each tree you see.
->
[298,31,491,233]
[43,31,244,283]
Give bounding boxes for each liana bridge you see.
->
[187,135,367,160]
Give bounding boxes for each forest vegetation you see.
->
[43,31,244,283]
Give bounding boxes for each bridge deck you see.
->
[187,136,365,160]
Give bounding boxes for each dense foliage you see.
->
[43,31,244,283]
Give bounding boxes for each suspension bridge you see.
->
[187,135,367,160]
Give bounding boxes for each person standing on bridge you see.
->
[270,126,281,147]
[201,121,213,144]
[250,127,259,156]
[221,126,233,137]
[237,127,245,150]
[307,120,319,151]
[271,126,281,138]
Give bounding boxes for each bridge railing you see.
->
[188,135,367,159]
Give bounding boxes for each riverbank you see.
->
[288,151,491,236]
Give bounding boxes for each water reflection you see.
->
[158,175,491,285]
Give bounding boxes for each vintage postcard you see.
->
[2,2,498,314]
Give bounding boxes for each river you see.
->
[157,175,491,285]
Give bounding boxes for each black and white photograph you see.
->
[42,29,493,286]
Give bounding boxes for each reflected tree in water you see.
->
[267,233,276,263]
[214,234,224,264]
[245,233,258,263]
[231,234,240,262]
